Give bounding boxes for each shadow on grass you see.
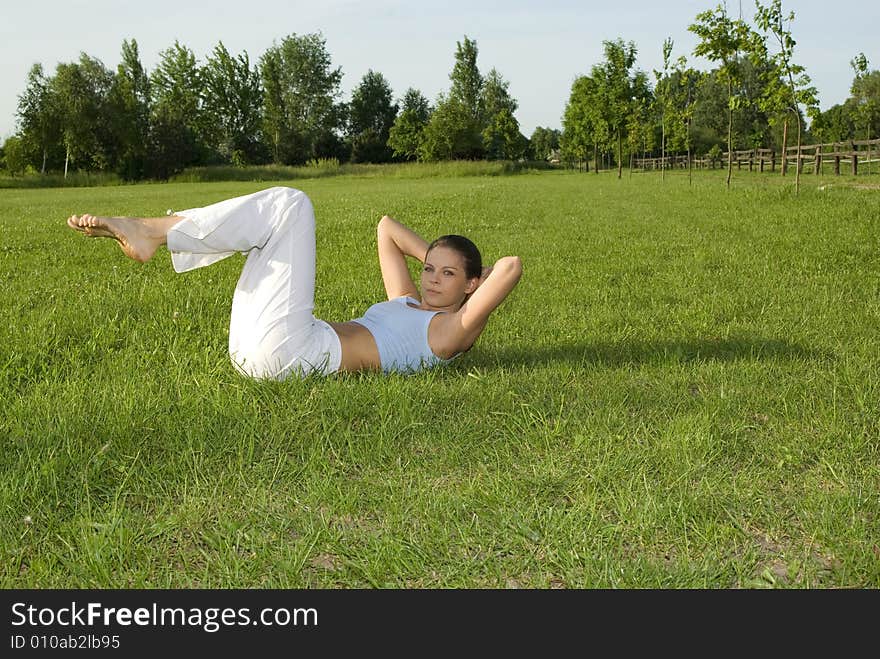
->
[463,335,833,369]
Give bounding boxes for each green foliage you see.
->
[1,136,29,175]
[9,20,873,183]
[689,3,753,186]
[419,35,524,162]
[811,59,879,143]
[258,33,345,165]
[529,127,561,161]
[50,54,116,174]
[419,95,482,161]
[108,39,151,180]
[561,74,603,166]
[449,36,483,121]
[149,41,205,178]
[587,39,651,177]
[347,70,398,163]
[16,63,61,174]
[809,104,855,143]
[482,108,527,161]
[849,54,879,139]
[653,37,676,165]
[669,58,701,156]
[201,42,264,165]
[388,88,432,161]
[753,0,819,191]
[479,69,525,160]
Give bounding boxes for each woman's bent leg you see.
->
[168,186,341,379]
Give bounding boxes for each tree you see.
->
[422,36,485,160]
[850,53,879,172]
[592,39,648,179]
[479,68,524,160]
[450,36,483,122]
[654,38,675,180]
[481,68,517,119]
[482,108,526,160]
[108,39,151,179]
[260,47,286,164]
[529,126,561,162]
[810,103,856,143]
[149,41,205,178]
[347,70,398,163]
[388,88,431,161]
[16,63,59,174]
[811,59,879,145]
[690,2,751,188]
[627,89,654,173]
[754,0,819,192]
[669,58,701,183]
[202,41,263,165]
[50,54,115,177]
[561,74,606,172]
[419,95,475,161]
[258,33,345,165]
[1,135,30,175]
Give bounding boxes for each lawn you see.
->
[1,167,878,588]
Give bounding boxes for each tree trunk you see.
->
[593,143,599,174]
[41,147,47,175]
[726,79,733,189]
[688,143,693,186]
[795,114,803,194]
[64,146,70,179]
[661,119,666,182]
[617,131,622,179]
[781,117,789,176]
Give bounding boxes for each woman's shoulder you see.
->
[426,308,475,359]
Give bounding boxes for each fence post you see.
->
[771,151,776,172]
[834,155,840,176]
[814,146,821,176]
[852,154,858,176]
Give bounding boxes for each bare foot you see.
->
[67,214,163,263]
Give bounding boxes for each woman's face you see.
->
[420,245,477,309]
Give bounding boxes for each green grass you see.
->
[1,168,878,588]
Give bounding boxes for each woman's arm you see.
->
[376,215,428,300]
[452,255,523,348]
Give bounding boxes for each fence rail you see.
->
[633,137,880,175]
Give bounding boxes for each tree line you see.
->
[2,33,527,180]
[561,0,879,191]
[2,1,878,181]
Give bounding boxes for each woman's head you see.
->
[421,235,482,309]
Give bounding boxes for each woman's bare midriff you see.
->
[328,321,382,372]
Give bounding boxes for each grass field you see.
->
[1,168,878,588]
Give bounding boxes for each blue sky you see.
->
[2,0,877,140]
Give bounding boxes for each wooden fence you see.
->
[633,137,880,174]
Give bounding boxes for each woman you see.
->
[67,186,522,379]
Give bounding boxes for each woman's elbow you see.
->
[498,255,523,278]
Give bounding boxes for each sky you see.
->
[2,0,878,141]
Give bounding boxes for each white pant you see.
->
[167,186,342,379]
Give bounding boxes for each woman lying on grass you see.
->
[67,186,522,379]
